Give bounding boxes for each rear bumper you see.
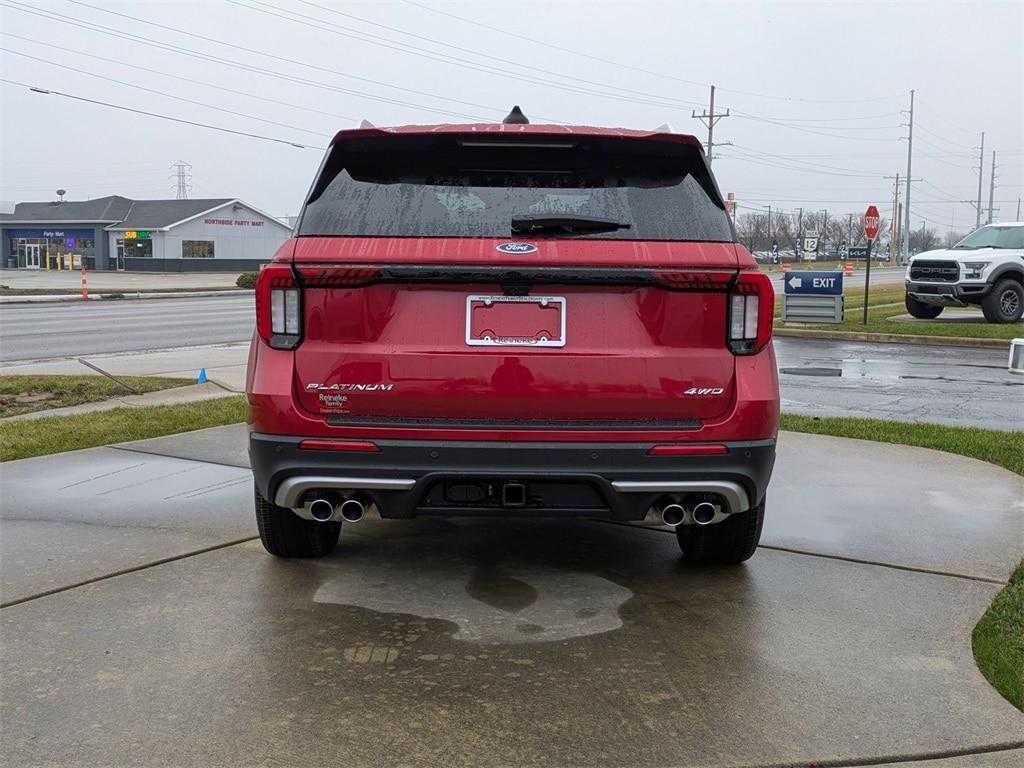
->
[249,434,776,522]
[906,280,991,306]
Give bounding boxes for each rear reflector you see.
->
[296,266,380,287]
[648,444,729,456]
[298,439,381,453]
[653,270,735,292]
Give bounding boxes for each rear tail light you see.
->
[256,264,302,350]
[728,272,774,355]
[652,270,735,292]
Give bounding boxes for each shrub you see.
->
[236,271,258,289]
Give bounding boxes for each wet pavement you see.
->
[775,337,1023,430]
[1,426,1022,766]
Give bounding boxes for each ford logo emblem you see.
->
[496,242,538,254]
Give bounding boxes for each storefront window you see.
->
[117,238,153,258]
[182,240,215,258]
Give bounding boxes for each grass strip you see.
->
[780,414,1024,476]
[0,375,195,418]
[973,560,1024,710]
[0,396,246,462]
[779,301,1021,341]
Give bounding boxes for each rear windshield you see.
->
[297,134,733,242]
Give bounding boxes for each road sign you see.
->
[803,237,818,253]
[783,270,843,295]
[864,205,880,240]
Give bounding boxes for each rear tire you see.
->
[905,294,943,319]
[254,482,341,558]
[981,279,1024,324]
[676,498,765,566]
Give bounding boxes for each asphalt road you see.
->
[1,270,907,363]
[776,338,1021,431]
[768,265,907,291]
[0,294,255,361]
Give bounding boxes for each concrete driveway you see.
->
[1,427,1021,767]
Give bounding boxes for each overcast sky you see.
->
[1,0,1021,233]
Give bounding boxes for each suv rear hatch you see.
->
[263,129,770,429]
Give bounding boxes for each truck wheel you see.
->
[981,279,1024,324]
[254,482,341,558]
[905,294,943,319]
[676,498,765,566]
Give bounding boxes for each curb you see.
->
[0,289,250,304]
[775,327,1011,349]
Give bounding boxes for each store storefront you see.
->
[2,195,290,272]
[5,228,99,270]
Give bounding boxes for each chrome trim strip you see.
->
[611,480,750,514]
[275,476,416,509]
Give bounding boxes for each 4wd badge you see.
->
[496,242,538,254]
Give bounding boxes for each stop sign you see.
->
[864,205,880,240]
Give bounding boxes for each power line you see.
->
[291,0,704,110]
[398,0,906,105]
[0,78,323,149]
[0,30,357,124]
[0,45,332,137]
[225,0,697,113]
[4,1,498,121]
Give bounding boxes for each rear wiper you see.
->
[511,215,632,235]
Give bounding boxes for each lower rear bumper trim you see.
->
[274,476,416,508]
[611,480,749,514]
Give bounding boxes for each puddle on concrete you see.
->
[313,560,633,644]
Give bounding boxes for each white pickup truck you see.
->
[905,222,1024,323]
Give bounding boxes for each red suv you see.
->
[247,111,779,565]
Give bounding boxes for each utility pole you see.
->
[902,90,914,262]
[822,209,829,258]
[884,173,902,261]
[987,151,997,224]
[170,160,192,200]
[797,207,803,262]
[975,132,985,229]
[691,85,730,165]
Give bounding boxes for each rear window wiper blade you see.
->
[511,215,632,235]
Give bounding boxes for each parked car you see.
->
[246,110,780,565]
[905,222,1024,323]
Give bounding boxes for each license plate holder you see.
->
[465,295,566,347]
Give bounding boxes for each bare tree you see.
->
[909,225,941,253]
[945,229,968,248]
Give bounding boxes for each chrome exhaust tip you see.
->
[308,498,336,522]
[692,501,718,526]
[339,497,366,523]
[661,503,685,527]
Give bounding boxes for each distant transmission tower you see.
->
[170,160,193,199]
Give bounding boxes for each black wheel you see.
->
[254,482,341,558]
[981,279,1024,324]
[905,293,944,319]
[676,498,765,566]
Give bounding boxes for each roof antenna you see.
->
[502,105,529,125]
[359,119,376,129]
